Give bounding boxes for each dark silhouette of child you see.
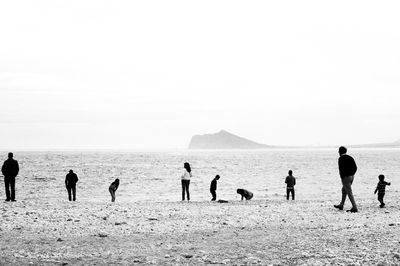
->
[237,188,253,200]
[210,175,220,201]
[109,178,120,202]
[374,174,391,208]
[285,170,296,200]
[65,170,78,201]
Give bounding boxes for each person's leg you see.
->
[211,190,216,201]
[10,176,15,201]
[4,177,11,201]
[67,186,72,201]
[339,180,348,207]
[378,193,384,207]
[292,189,295,200]
[342,176,357,210]
[181,180,185,200]
[72,184,76,201]
[108,188,114,202]
[186,180,190,201]
[286,188,289,200]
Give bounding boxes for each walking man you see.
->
[334,146,358,213]
[1,152,19,202]
[65,169,79,201]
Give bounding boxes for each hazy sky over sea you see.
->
[1,1,400,149]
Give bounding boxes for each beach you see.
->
[1,197,399,265]
[1,149,400,265]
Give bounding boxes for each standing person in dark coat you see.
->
[65,170,78,201]
[334,146,358,213]
[285,170,296,200]
[109,178,120,202]
[1,152,19,202]
[210,175,220,201]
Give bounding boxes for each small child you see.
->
[109,178,120,202]
[285,170,296,200]
[374,174,391,208]
[210,175,220,201]
[237,188,253,200]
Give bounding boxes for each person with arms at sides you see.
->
[1,152,19,202]
[65,169,79,201]
[210,175,220,201]
[285,170,296,200]
[181,162,192,201]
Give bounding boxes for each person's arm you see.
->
[285,177,288,184]
[374,184,378,194]
[65,175,68,188]
[294,178,296,186]
[387,182,391,186]
[75,174,78,183]
[15,161,19,176]
[241,195,244,200]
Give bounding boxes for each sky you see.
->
[1,1,400,150]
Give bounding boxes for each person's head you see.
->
[69,169,73,174]
[184,162,191,173]
[8,152,13,159]
[288,170,293,176]
[338,146,347,156]
[378,174,385,181]
[236,188,243,194]
[115,178,120,184]
[215,175,220,180]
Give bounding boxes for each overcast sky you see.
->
[1,1,400,150]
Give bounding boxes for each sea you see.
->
[5,149,400,203]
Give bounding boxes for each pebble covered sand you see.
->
[1,196,400,265]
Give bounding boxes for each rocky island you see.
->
[188,130,271,149]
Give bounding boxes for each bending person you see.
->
[109,178,120,202]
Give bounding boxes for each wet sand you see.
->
[1,196,400,265]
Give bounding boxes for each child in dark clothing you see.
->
[285,170,296,200]
[210,175,220,201]
[109,178,120,202]
[237,188,253,200]
[374,175,391,208]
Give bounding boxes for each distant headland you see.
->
[188,130,271,149]
[188,130,400,149]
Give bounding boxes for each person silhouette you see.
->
[285,170,296,200]
[65,170,79,201]
[1,152,19,202]
[210,175,220,201]
[181,162,192,201]
[109,178,120,202]
[374,174,391,208]
[334,146,358,213]
[237,188,253,200]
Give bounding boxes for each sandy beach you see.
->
[1,196,399,265]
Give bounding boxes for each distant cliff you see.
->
[188,130,270,149]
[349,139,400,148]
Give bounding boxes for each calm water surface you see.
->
[7,149,400,203]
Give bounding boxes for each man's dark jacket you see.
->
[338,154,357,178]
[1,159,19,177]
